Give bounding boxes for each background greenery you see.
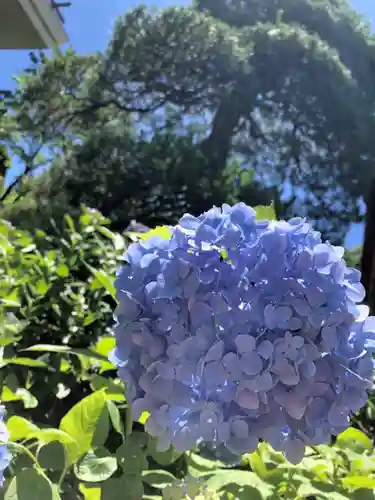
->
[0,0,375,498]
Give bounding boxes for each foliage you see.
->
[0,207,123,433]
[0,206,373,499]
[0,165,72,233]
[344,246,362,270]
[1,116,271,234]
[3,1,375,240]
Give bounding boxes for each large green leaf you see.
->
[23,344,109,362]
[106,400,125,437]
[147,438,181,466]
[142,470,176,488]
[297,483,335,499]
[101,475,144,500]
[79,484,101,500]
[116,433,149,476]
[247,449,268,479]
[37,441,67,471]
[5,469,61,500]
[74,450,117,482]
[336,428,373,453]
[90,375,124,401]
[31,428,78,447]
[7,416,39,441]
[342,476,375,490]
[1,357,49,368]
[92,406,110,449]
[59,390,107,463]
[187,452,224,477]
[205,470,273,498]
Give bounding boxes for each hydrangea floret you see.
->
[111,203,374,464]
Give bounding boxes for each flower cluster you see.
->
[0,406,9,486]
[111,203,374,464]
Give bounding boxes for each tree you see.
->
[1,48,270,232]
[3,1,375,241]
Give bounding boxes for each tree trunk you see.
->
[360,177,375,313]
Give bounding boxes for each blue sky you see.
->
[0,0,373,247]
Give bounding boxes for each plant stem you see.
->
[125,405,132,438]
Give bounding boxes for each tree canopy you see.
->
[2,0,375,241]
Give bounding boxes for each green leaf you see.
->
[1,387,38,408]
[74,450,117,482]
[114,234,126,251]
[326,494,352,500]
[350,454,375,473]
[142,470,176,488]
[84,261,115,297]
[106,400,125,437]
[138,411,150,425]
[56,264,70,277]
[37,441,66,471]
[147,438,182,466]
[127,226,171,242]
[297,483,331,499]
[92,406,110,448]
[64,214,75,233]
[5,469,61,500]
[97,227,125,250]
[187,452,223,477]
[35,279,50,295]
[94,337,116,357]
[28,428,79,466]
[23,344,109,362]
[7,416,39,441]
[79,484,101,500]
[351,490,375,500]
[102,476,144,500]
[91,338,116,373]
[230,485,267,500]
[239,168,254,186]
[336,428,373,452]
[342,476,375,490]
[254,204,276,221]
[116,433,148,475]
[2,357,48,368]
[205,470,273,498]
[90,375,124,401]
[84,312,101,327]
[248,449,268,479]
[60,390,107,463]
[31,428,77,447]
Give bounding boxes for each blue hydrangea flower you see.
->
[0,406,9,486]
[111,203,374,464]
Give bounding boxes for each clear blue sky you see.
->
[0,0,373,247]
